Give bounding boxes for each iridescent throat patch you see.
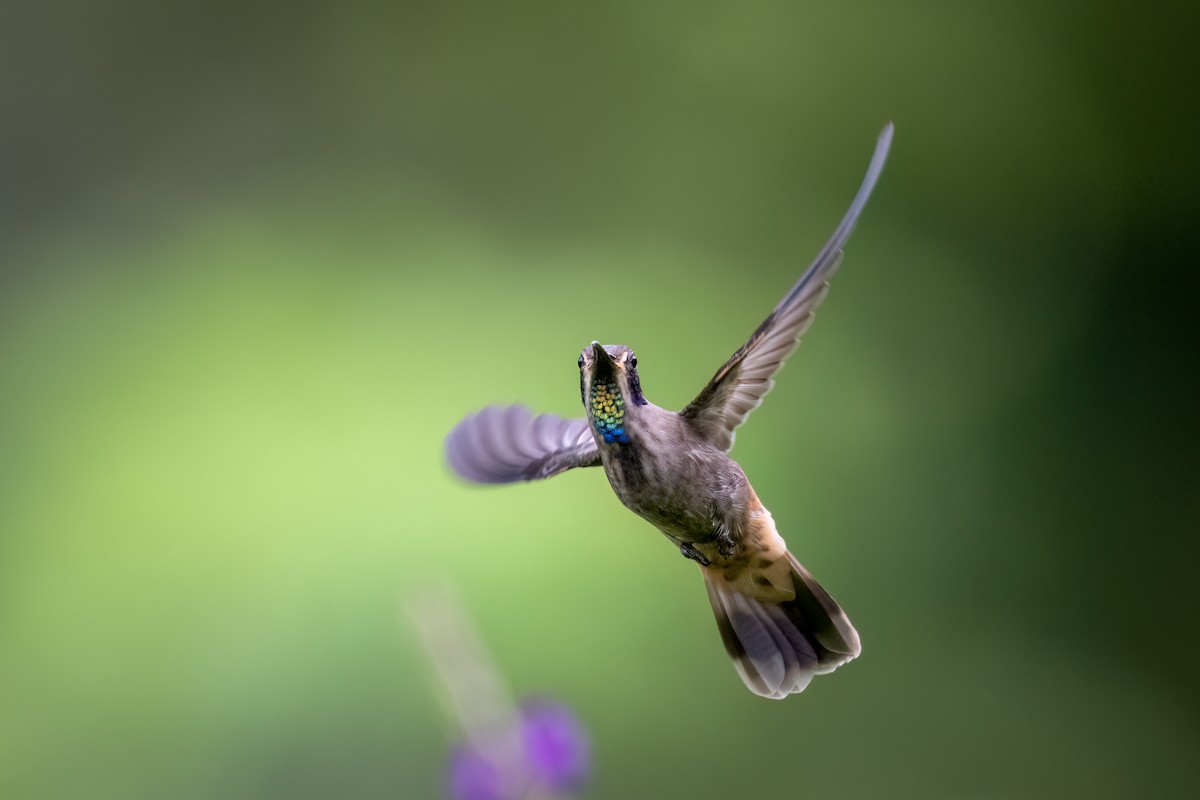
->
[589,379,629,444]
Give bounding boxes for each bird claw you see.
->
[712,523,736,558]
[679,543,711,567]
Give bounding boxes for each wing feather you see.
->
[446,404,600,484]
[681,124,893,450]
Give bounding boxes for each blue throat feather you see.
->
[590,379,629,444]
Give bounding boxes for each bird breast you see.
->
[596,408,748,541]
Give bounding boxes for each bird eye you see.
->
[578,354,585,368]
[630,356,638,368]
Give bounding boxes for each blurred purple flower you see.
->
[446,698,590,800]
[408,587,590,800]
[519,699,590,792]
[447,744,512,800]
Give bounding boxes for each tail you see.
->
[702,550,861,699]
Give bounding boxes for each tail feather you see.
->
[785,552,861,666]
[703,551,860,698]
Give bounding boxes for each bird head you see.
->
[579,341,646,443]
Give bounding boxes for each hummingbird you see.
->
[445,124,893,699]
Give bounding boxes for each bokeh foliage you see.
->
[2,2,1197,798]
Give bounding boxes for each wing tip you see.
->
[444,404,598,484]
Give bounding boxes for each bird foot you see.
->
[679,543,711,567]
[713,524,737,558]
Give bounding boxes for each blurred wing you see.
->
[681,123,893,451]
[445,404,600,484]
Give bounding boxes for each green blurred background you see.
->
[2,2,1197,798]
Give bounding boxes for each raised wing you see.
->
[445,404,601,484]
[681,123,893,451]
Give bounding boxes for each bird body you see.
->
[593,398,746,549]
[446,124,893,698]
